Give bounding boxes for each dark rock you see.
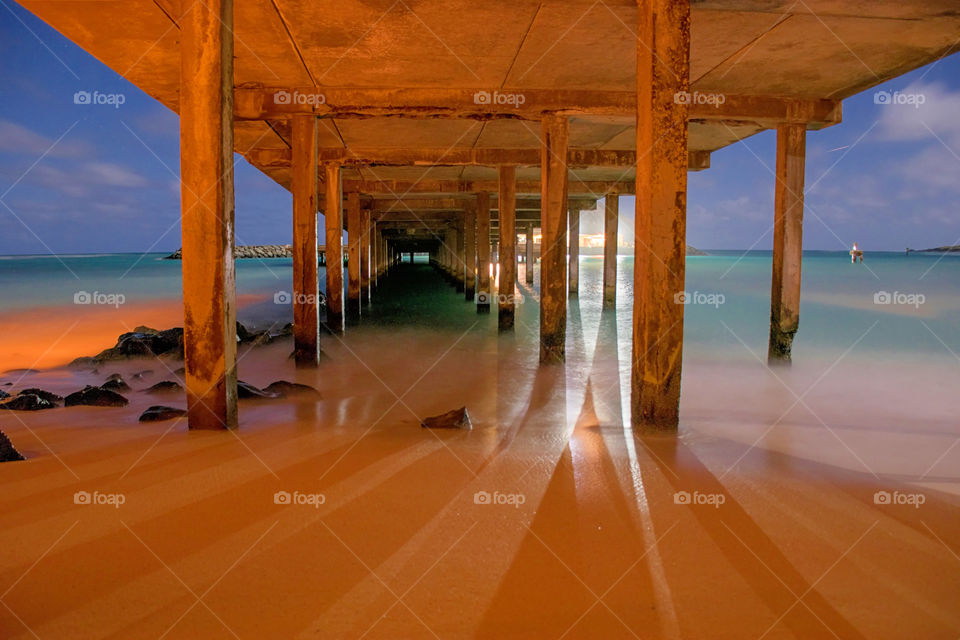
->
[236,321,252,342]
[105,373,123,382]
[68,356,97,370]
[64,386,129,407]
[173,367,186,376]
[18,388,63,405]
[237,380,280,399]
[0,389,8,399]
[93,327,184,361]
[2,382,11,386]
[248,331,273,346]
[131,325,159,335]
[0,394,55,411]
[278,323,294,337]
[101,378,131,392]
[139,405,187,422]
[144,380,183,394]
[0,430,25,461]
[421,406,472,430]
[263,380,321,398]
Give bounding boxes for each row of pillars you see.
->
[177,0,806,434]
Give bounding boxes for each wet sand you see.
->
[0,264,958,639]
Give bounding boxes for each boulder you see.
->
[0,394,55,411]
[237,381,280,400]
[64,386,129,407]
[0,431,24,462]
[18,388,63,405]
[263,381,321,398]
[101,377,131,392]
[0,389,8,399]
[144,380,183,394]
[421,407,472,430]
[139,405,187,422]
[93,327,184,361]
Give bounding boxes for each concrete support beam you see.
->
[179,0,237,430]
[360,210,371,303]
[525,222,535,284]
[464,205,477,302]
[324,163,344,333]
[768,123,807,364]
[455,220,465,292]
[603,194,619,308]
[292,116,320,366]
[498,165,517,330]
[346,191,361,318]
[477,192,491,312]
[632,0,690,433]
[568,205,580,295]
[540,114,569,364]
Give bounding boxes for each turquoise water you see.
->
[0,250,957,361]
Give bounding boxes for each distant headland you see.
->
[905,245,960,254]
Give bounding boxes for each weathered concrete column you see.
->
[346,191,361,318]
[455,220,465,292]
[768,123,807,364]
[632,0,690,433]
[292,116,320,366]
[179,0,237,429]
[324,163,344,333]
[372,222,379,287]
[568,205,580,295]
[498,165,517,330]
[540,113,569,363]
[603,193,619,308]
[477,192,492,312]
[360,210,371,303]
[525,222,535,284]
[464,204,477,301]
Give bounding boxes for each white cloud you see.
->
[876,81,960,147]
[0,120,89,158]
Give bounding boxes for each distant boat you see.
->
[849,243,864,264]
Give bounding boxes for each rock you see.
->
[263,381,321,398]
[93,327,184,361]
[686,245,708,256]
[64,386,129,407]
[236,321,253,342]
[68,356,97,370]
[131,325,159,335]
[237,381,280,400]
[248,331,273,346]
[278,323,294,337]
[0,394,55,411]
[0,430,25,462]
[421,406,472,430]
[144,380,183,394]
[101,378,131,392]
[18,388,63,405]
[139,405,187,422]
[0,390,8,400]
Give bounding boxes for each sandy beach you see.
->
[1,262,958,639]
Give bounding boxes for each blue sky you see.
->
[1,2,959,255]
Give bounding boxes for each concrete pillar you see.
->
[464,204,477,301]
[632,0,690,433]
[455,220,465,292]
[568,205,580,295]
[179,0,237,429]
[346,192,361,318]
[324,164,344,333]
[292,116,320,366]
[769,123,806,364]
[372,222,379,287]
[525,222,535,284]
[540,114,569,363]
[498,165,517,330]
[477,192,491,312]
[603,193,619,308]
[360,210,371,303]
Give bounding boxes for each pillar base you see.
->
[498,309,514,330]
[476,303,491,314]
[325,312,344,334]
[465,286,475,302]
[768,327,795,364]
